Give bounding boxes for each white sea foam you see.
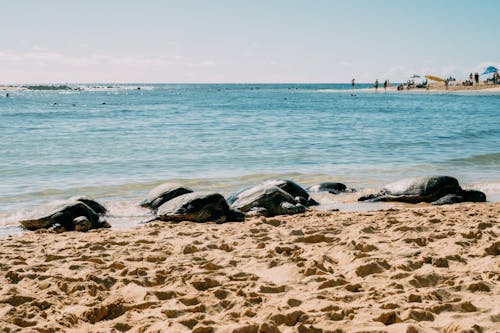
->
[77,85,156,92]
[104,199,154,229]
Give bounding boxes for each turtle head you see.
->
[462,190,486,203]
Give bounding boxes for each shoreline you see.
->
[3,83,500,93]
[353,83,500,93]
[2,178,500,238]
[0,202,498,332]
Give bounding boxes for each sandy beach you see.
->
[1,202,498,332]
[2,2,500,333]
[355,84,500,93]
[426,83,500,93]
[0,86,27,92]
[2,84,500,94]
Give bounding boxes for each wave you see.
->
[76,85,156,92]
[22,85,74,91]
[2,167,497,209]
[0,172,335,203]
[446,152,500,166]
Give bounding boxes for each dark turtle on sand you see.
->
[227,179,317,208]
[19,199,110,232]
[140,183,193,210]
[307,182,354,195]
[157,192,244,223]
[228,184,306,217]
[358,176,486,204]
[70,196,107,214]
[431,190,487,205]
[262,179,318,205]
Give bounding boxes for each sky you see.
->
[1,0,500,83]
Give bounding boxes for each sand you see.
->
[426,83,500,92]
[2,84,500,94]
[0,203,498,332]
[0,86,26,92]
[358,84,500,93]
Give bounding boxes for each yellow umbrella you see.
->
[425,75,445,82]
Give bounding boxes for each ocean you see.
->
[1,84,499,236]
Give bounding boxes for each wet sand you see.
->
[0,202,498,332]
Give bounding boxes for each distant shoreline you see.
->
[2,83,500,93]
[358,84,500,93]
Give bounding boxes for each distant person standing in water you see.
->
[374,79,379,91]
[351,78,355,90]
[383,80,388,92]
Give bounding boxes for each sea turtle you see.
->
[358,176,486,204]
[140,183,193,210]
[156,192,244,223]
[228,183,306,217]
[307,182,354,194]
[70,196,107,214]
[262,179,318,205]
[19,199,110,232]
[432,190,487,205]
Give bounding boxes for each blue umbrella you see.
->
[482,66,498,75]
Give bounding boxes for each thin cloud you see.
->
[0,50,215,68]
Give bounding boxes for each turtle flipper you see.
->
[358,193,378,201]
[431,194,464,205]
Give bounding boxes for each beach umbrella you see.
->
[482,66,498,75]
[425,75,445,82]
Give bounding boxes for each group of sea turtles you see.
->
[19,175,487,232]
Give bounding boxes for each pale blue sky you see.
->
[1,0,499,83]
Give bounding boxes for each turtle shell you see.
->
[157,192,232,223]
[359,176,463,203]
[141,183,193,209]
[229,184,297,216]
[20,200,100,231]
[307,182,349,194]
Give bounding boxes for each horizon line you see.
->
[2,81,398,85]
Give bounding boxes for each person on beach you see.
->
[374,79,379,91]
[474,72,479,85]
[351,78,355,89]
[383,80,388,92]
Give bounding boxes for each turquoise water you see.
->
[1,84,499,234]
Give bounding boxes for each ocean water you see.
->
[1,84,499,236]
